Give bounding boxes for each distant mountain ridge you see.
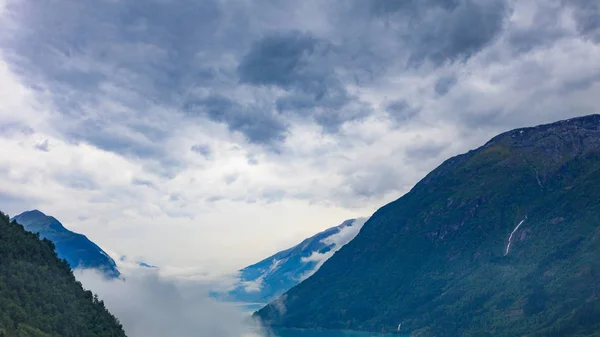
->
[257,115,600,337]
[119,256,158,269]
[11,210,120,278]
[222,218,367,304]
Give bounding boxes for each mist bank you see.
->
[75,268,268,337]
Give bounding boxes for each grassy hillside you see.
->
[0,211,126,337]
[257,115,600,337]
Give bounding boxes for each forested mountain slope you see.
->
[0,211,126,337]
[257,115,600,337]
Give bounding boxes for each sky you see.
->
[1,0,600,274]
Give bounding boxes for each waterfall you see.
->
[504,216,527,256]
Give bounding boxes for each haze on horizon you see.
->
[1,0,599,274]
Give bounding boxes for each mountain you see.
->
[119,256,158,269]
[11,210,120,278]
[257,115,600,337]
[137,262,157,269]
[0,210,126,337]
[223,218,367,304]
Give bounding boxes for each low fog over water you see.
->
[76,269,267,337]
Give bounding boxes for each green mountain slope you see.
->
[0,211,126,337]
[257,115,600,337]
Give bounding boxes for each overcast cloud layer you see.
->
[1,0,600,273]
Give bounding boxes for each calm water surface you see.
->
[270,328,407,337]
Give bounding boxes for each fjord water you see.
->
[270,328,406,337]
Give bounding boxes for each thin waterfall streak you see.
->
[505,216,527,256]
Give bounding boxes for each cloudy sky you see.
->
[0,0,599,273]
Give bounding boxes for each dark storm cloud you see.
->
[567,0,600,42]
[3,0,599,207]
[275,91,369,133]
[370,0,461,14]
[365,0,510,65]
[508,27,566,54]
[238,31,366,131]
[1,0,223,101]
[561,72,600,94]
[65,119,166,160]
[184,95,287,145]
[1,0,274,153]
[434,75,458,96]
[1,0,511,156]
[238,31,325,90]
[507,3,568,54]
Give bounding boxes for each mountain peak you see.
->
[337,218,357,228]
[526,114,600,131]
[16,209,48,219]
[11,210,120,278]
[12,209,68,234]
[485,113,600,148]
[556,113,600,126]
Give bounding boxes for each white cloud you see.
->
[240,259,284,293]
[75,268,267,337]
[299,217,368,280]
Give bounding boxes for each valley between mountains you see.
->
[3,115,600,337]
